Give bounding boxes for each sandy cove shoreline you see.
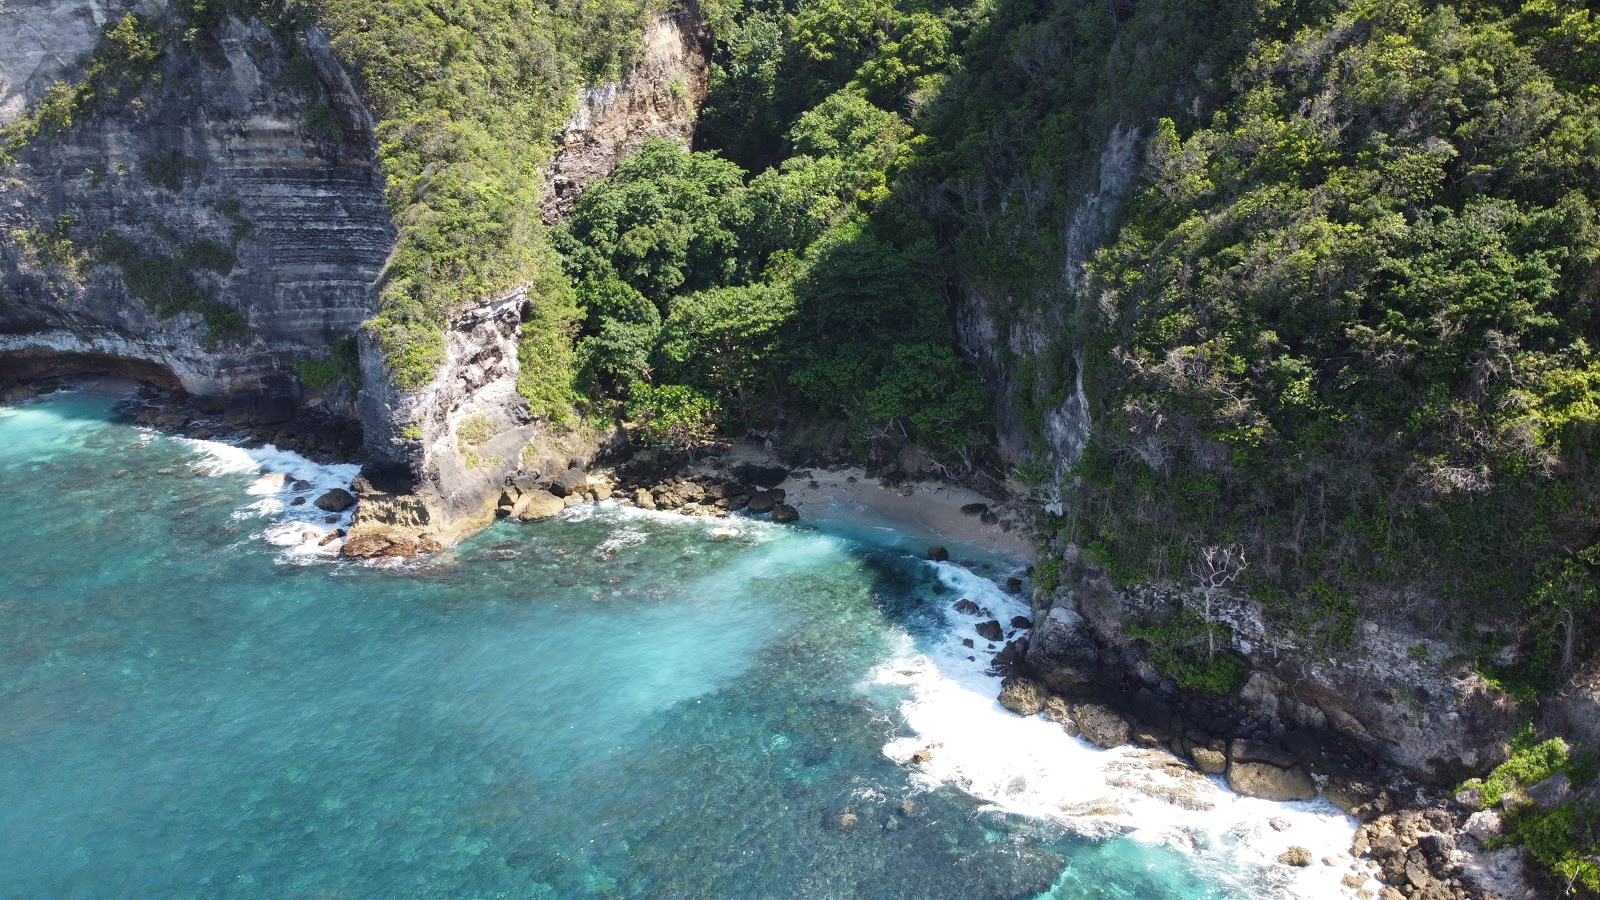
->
[693,442,1037,560]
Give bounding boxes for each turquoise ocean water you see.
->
[0,392,1357,899]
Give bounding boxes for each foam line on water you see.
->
[873,561,1376,899]
[178,436,361,561]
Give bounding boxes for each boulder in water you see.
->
[772,503,799,523]
[1010,615,1033,629]
[514,489,565,521]
[975,619,1004,641]
[549,467,588,498]
[1190,746,1227,775]
[1277,846,1313,867]
[314,488,356,512]
[953,598,981,615]
[746,491,776,513]
[998,675,1047,716]
[927,546,949,561]
[1226,760,1317,802]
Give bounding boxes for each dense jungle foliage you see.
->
[555,0,994,461]
[901,0,1600,684]
[307,0,666,392]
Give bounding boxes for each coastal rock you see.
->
[928,546,949,562]
[1190,747,1227,775]
[314,488,357,512]
[953,599,981,615]
[1072,703,1130,748]
[772,503,799,523]
[1226,760,1317,802]
[341,526,442,560]
[1024,605,1099,691]
[513,489,566,521]
[998,675,1048,716]
[746,491,776,513]
[1277,846,1313,867]
[1230,738,1299,770]
[1010,615,1033,629]
[1464,810,1502,843]
[633,488,656,510]
[975,620,1004,642]
[549,467,588,498]
[737,463,789,489]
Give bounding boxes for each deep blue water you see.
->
[0,392,1350,898]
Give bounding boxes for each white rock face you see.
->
[0,0,165,124]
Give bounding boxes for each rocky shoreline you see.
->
[5,380,1541,897]
[984,572,1534,900]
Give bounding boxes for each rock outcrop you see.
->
[541,4,710,221]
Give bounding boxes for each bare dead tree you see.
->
[1188,544,1248,659]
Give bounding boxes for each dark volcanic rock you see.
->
[975,619,1004,642]
[737,463,789,489]
[953,598,981,615]
[746,491,776,513]
[927,546,949,561]
[1024,605,1100,691]
[772,503,799,523]
[314,488,357,512]
[1010,615,1033,629]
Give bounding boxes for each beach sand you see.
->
[697,443,1036,559]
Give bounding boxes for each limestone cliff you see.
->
[1,1,710,550]
[0,1,388,444]
[344,4,710,553]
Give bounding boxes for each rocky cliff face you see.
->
[953,125,1140,491]
[0,2,389,440]
[541,5,710,221]
[345,6,709,553]
[1032,575,1522,782]
[3,1,710,550]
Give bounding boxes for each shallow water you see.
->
[0,392,1362,898]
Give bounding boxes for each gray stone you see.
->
[1464,810,1503,843]
[772,503,799,523]
[976,620,1004,642]
[1024,605,1099,690]
[549,467,588,498]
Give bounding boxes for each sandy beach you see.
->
[696,443,1036,559]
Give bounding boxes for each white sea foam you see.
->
[179,436,361,561]
[873,561,1379,899]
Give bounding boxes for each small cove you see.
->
[0,391,1363,898]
